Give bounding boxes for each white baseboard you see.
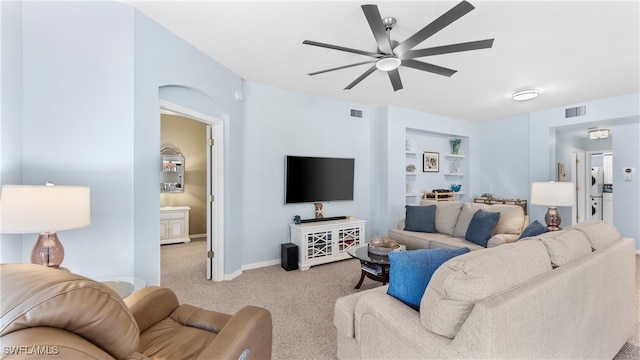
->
[223,259,281,281]
[242,259,280,271]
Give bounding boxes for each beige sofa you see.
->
[335,221,637,359]
[388,200,529,250]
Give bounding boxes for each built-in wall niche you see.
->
[160,144,184,193]
[405,128,468,204]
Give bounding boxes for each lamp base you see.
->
[31,232,65,268]
[544,206,562,231]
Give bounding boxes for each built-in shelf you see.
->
[406,193,419,197]
[444,154,465,159]
[406,172,417,176]
[452,191,466,195]
[444,173,465,176]
[406,151,418,155]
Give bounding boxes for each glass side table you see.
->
[96,276,147,298]
[347,245,406,289]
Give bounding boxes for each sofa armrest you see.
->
[124,286,180,333]
[194,305,272,360]
[487,233,520,247]
[353,291,458,358]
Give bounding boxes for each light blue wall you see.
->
[132,10,244,283]
[241,82,375,265]
[475,115,530,202]
[20,1,136,276]
[383,106,481,232]
[527,94,640,247]
[0,0,25,262]
[7,1,244,284]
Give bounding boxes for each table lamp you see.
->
[531,181,575,231]
[0,183,90,268]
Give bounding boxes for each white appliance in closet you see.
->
[589,167,603,221]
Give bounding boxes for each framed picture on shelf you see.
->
[423,152,439,172]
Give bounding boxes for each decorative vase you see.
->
[406,139,416,152]
[451,160,460,173]
[406,182,414,194]
[450,139,461,155]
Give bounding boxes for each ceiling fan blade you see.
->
[308,60,378,76]
[344,64,378,90]
[401,39,494,59]
[387,69,403,91]
[402,59,457,77]
[361,4,393,55]
[394,0,475,56]
[303,40,380,58]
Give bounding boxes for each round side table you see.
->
[96,276,147,298]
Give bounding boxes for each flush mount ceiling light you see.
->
[375,56,401,72]
[588,128,610,139]
[512,89,539,101]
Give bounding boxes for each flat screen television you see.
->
[285,156,355,204]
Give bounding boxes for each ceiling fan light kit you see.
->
[512,89,540,101]
[376,56,401,71]
[303,1,494,92]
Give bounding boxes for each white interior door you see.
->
[160,100,224,281]
[206,125,213,280]
[571,151,586,224]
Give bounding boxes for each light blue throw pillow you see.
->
[518,220,548,239]
[465,209,501,247]
[404,205,436,233]
[387,247,470,310]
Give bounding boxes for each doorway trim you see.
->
[160,100,225,281]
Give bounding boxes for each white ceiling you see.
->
[124,0,640,122]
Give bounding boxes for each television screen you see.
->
[285,156,355,204]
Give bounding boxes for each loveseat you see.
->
[388,200,529,250]
[335,221,637,359]
[0,264,273,359]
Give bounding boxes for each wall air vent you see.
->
[565,105,586,118]
[350,109,363,118]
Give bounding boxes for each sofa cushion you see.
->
[465,209,500,247]
[421,200,463,236]
[518,220,548,239]
[568,221,621,250]
[531,229,593,267]
[404,205,436,233]
[387,248,470,310]
[420,241,553,339]
[484,204,526,235]
[453,203,487,238]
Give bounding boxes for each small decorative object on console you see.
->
[368,236,400,256]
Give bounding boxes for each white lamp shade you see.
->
[531,182,575,207]
[0,185,91,234]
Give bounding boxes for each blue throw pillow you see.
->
[518,220,548,239]
[404,205,436,233]
[387,247,470,310]
[465,209,501,247]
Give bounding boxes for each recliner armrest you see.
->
[195,305,273,360]
[124,286,180,333]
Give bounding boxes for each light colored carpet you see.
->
[161,239,640,359]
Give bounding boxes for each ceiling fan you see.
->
[303,1,494,91]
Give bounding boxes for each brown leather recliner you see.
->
[0,264,272,359]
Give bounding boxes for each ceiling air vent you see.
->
[350,109,363,118]
[565,105,586,118]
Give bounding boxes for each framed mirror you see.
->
[160,144,184,193]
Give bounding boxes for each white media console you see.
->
[289,218,366,270]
